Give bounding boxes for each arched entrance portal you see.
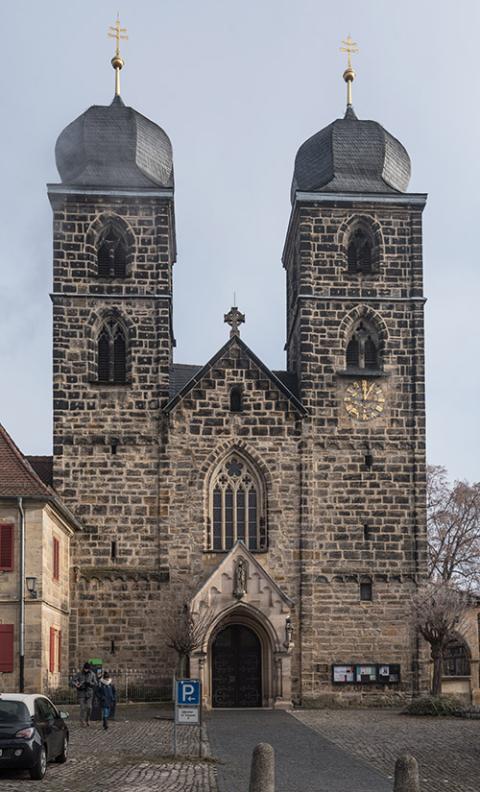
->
[212,624,262,708]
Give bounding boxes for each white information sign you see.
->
[176,705,200,725]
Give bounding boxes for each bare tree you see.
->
[412,581,470,695]
[164,590,215,678]
[427,465,480,589]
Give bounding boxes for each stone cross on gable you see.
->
[224,305,245,338]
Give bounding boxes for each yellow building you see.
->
[441,604,480,705]
[0,425,80,692]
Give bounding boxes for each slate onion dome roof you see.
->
[291,105,411,202]
[291,40,411,202]
[55,95,174,189]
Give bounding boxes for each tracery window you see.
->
[347,227,374,275]
[97,225,127,278]
[345,321,380,371]
[443,639,470,677]
[97,319,127,384]
[209,454,266,552]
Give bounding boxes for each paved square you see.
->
[0,709,216,792]
[293,709,480,792]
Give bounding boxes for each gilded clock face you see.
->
[344,379,385,421]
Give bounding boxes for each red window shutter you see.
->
[57,630,62,673]
[0,525,14,571]
[49,627,55,673]
[0,625,14,672]
[53,537,59,580]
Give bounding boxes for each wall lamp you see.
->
[25,577,38,599]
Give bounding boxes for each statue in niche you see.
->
[284,617,294,648]
[233,558,248,599]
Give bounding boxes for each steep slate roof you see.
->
[169,364,203,400]
[291,105,411,202]
[165,336,305,414]
[25,456,53,487]
[0,425,82,531]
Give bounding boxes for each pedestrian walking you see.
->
[73,662,97,726]
[96,671,116,730]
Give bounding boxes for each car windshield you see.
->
[0,701,30,722]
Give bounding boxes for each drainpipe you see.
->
[18,497,25,692]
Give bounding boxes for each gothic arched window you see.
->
[97,225,127,278]
[209,454,266,552]
[347,227,374,275]
[97,319,127,384]
[345,321,381,372]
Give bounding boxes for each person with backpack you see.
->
[95,671,116,730]
[73,662,97,726]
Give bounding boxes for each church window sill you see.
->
[336,368,388,379]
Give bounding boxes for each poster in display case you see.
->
[355,664,377,684]
[377,664,401,683]
[332,664,355,684]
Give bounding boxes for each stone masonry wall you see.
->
[50,192,175,672]
[284,200,428,701]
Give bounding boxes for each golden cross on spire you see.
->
[340,35,359,106]
[108,15,128,96]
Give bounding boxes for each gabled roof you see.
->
[192,540,294,609]
[0,424,82,531]
[0,426,52,498]
[164,335,306,415]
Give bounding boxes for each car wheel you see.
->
[55,736,68,764]
[29,745,47,780]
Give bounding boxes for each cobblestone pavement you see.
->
[0,707,217,792]
[293,709,480,792]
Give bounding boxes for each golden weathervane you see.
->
[108,15,128,96]
[340,35,359,107]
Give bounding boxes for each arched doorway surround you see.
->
[189,541,294,709]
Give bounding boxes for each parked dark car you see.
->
[0,694,69,779]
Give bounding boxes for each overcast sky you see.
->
[0,0,478,482]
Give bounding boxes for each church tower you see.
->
[284,43,428,701]
[49,28,174,669]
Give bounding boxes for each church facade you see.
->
[43,56,430,706]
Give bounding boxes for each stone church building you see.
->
[1,52,439,706]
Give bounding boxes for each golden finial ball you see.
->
[111,56,125,71]
[343,67,355,83]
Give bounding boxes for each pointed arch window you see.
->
[347,227,374,275]
[209,454,266,552]
[345,321,381,372]
[97,225,127,278]
[97,319,127,384]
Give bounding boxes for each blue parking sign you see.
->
[176,679,201,706]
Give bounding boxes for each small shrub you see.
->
[403,695,463,716]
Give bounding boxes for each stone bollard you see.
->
[394,754,420,792]
[249,742,275,792]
